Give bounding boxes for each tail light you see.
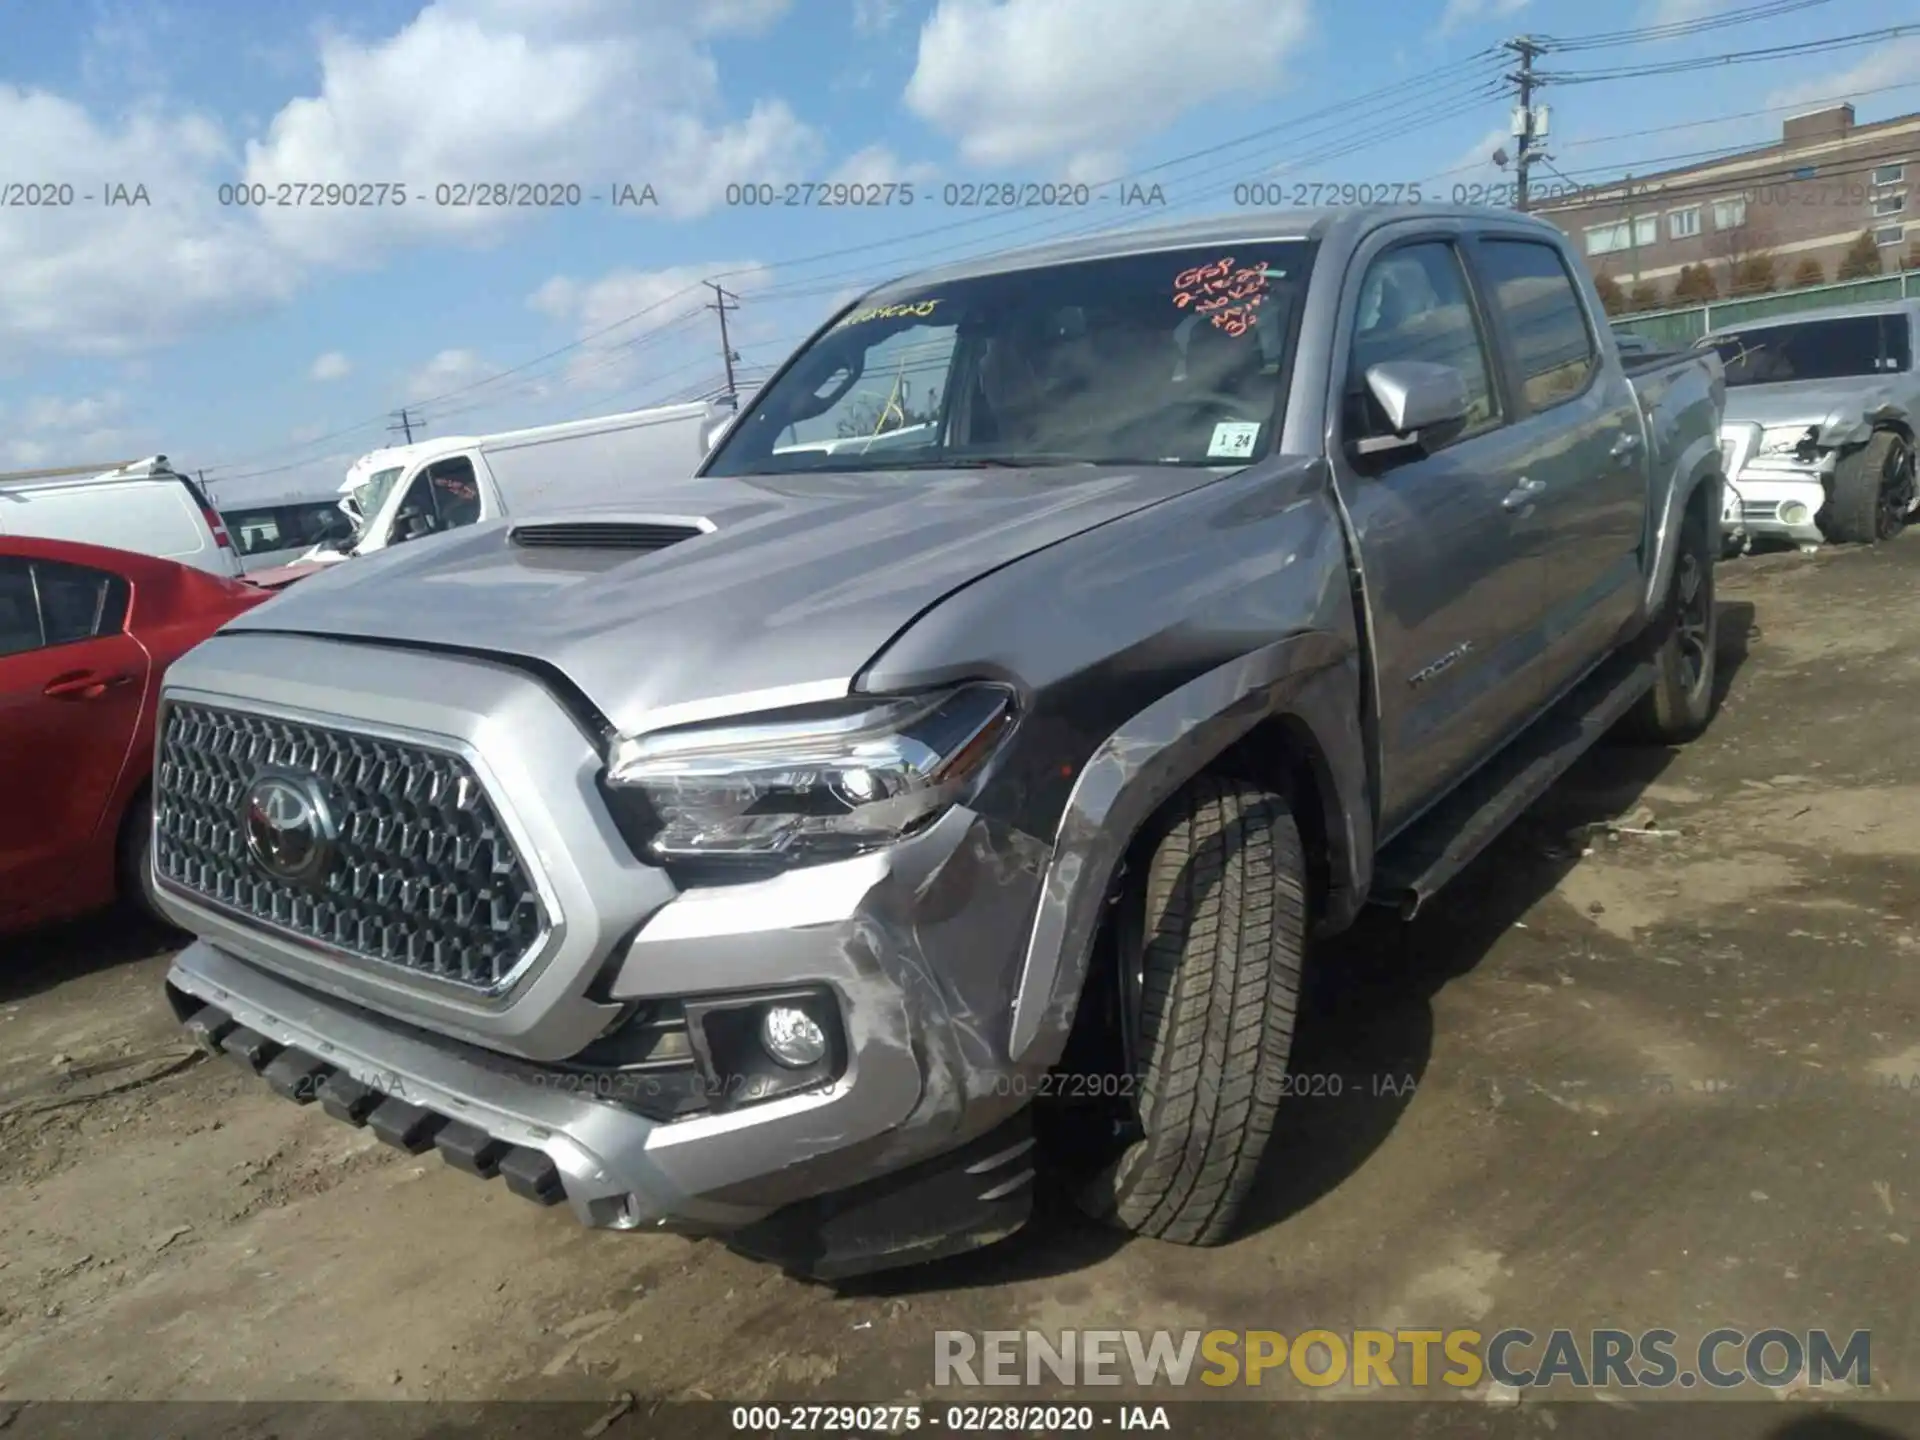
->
[203,506,233,549]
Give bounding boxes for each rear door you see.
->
[1329,227,1546,840]
[1468,235,1645,704]
[0,555,151,926]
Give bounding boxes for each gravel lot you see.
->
[3,537,1919,1434]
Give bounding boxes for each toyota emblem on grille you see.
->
[242,771,338,888]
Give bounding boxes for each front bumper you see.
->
[1725,468,1827,544]
[154,633,1060,1276]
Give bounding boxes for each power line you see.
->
[1537,0,1839,51]
[1540,24,1919,82]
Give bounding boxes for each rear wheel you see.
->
[117,792,174,928]
[1619,503,1718,745]
[1075,775,1306,1245]
[1820,431,1913,544]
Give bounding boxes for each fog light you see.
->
[1781,500,1811,526]
[760,1005,828,1068]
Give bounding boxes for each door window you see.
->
[427,457,482,528]
[0,560,39,657]
[1476,240,1598,411]
[1345,241,1500,448]
[0,557,128,656]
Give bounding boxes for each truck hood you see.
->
[225,464,1227,736]
[1721,380,1911,447]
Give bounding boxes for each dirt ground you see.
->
[4,536,1920,1431]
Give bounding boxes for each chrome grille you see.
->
[154,702,548,991]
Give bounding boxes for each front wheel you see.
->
[1619,504,1718,745]
[1076,775,1306,1246]
[1820,431,1914,544]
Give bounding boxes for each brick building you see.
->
[1533,104,1917,302]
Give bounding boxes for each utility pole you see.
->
[1504,36,1548,213]
[388,407,423,444]
[1625,175,1642,283]
[706,282,741,407]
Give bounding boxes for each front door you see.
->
[1328,233,1546,841]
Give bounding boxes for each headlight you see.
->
[605,683,1017,864]
[1757,425,1821,463]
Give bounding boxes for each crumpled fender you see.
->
[1816,390,1911,449]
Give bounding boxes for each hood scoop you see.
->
[508,520,704,552]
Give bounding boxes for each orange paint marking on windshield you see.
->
[1173,256,1270,337]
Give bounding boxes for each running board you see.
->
[1370,655,1657,920]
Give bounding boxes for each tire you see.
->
[1619,504,1718,745]
[117,792,173,927]
[1076,775,1306,1246]
[1819,430,1914,545]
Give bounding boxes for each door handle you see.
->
[1610,432,1642,463]
[1501,477,1547,512]
[43,671,135,700]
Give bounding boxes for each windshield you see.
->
[704,242,1314,476]
[1702,314,1911,387]
[347,466,405,536]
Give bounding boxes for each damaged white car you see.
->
[1703,300,1917,551]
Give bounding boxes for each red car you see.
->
[0,536,271,933]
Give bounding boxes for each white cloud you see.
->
[1442,125,1513,182]
[1641,0,1720,24]
[3,392,137,469]
[854,0,901,32]
[17,391,126,431]
[1763,37,1920,115]
[242,0,820,263]
[830,145,940,188]
[0,87,300,361]
[528,261,774,392]
[405,347,494,402]
[904,0,1312,173]
[309,350,351,381]
[1437,0,1528,36]
[1,3,819,363]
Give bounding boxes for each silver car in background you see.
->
[1702,299,1918,549]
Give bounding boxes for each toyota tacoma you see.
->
[153,208,1727,1279]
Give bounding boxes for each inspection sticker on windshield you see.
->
[1208,422,1261,459]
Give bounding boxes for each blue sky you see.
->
[1,0,1914,505]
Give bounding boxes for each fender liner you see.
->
[1005,628,1368,1068]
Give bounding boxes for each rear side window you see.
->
[37,559,129,644]
[0,557,128,656]
[1477,239,1598,411]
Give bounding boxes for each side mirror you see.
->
[1363,361,1471,439]
[701,402,738,455]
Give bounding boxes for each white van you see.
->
[307,402,715,564]
[0,457,243,577]
[218,488,355,572]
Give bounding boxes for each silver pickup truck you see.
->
[1704,298,1917,549]
[152,208,1726,1280]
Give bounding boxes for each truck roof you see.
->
[872,205,1572,293]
